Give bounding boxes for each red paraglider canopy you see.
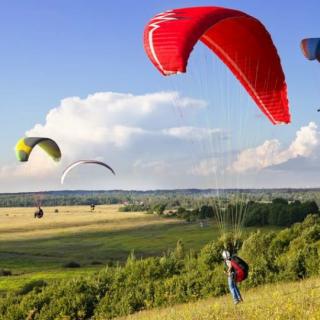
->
[144,6,290,125]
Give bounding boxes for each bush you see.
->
[0,269,12,276]
[18,280,47,295]
[240,230,276,286]
[63,261,81,268]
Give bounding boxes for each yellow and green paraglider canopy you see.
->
[15,137,61,162]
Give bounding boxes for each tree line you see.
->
[120,198,319,228]
[1,189,320,207]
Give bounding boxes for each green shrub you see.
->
[0,269,12,276]
[63,261,81,268]
[18,280,47,295]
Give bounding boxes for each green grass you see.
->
[0,205,279,292]
[0,220,221,271]
[0,268,98,294]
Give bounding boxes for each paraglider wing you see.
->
[144,6,290,124]
[301,38,320,62]
[61,160,115,184]
[15,137,61,162]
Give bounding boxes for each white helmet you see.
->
[222,250,230,260]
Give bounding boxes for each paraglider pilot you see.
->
[34,206,44,219]
[222,250,243,304]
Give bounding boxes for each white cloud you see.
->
[25,91,207,153]
[133,159,171,175]
[3,89,320,192]
[0,91,216,191]
[189,158,219,176]
[229,122,319,173]
[162,127,224,141]
[0,148,59,178]
[287,122,318,157]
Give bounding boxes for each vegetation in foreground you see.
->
[121,276,320,320]
[0,214,319,319]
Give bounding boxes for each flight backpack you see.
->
[230,255,249,283]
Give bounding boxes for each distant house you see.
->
[163,209,177,216]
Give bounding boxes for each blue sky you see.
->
[0,1,319,191]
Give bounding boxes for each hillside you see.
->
[121,277,320,320]
[0,213,319,319]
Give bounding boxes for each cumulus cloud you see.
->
[133,159,172,175]
[229,122,319,173]
[287,122,319,157]
[25,91,207,152]
[189,158,220,176]
[0,148,59,178]
[0,91,218,191]
[3,89,319,192]
[162,127,225,141]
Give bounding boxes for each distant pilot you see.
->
[34,206,44,218]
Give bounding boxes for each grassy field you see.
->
[0,205,279,293]
[120,277,320,320]
[0,205,223,291]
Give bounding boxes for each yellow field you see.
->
[121,277,320,320]
[0,205,180,240]
[0,205,190,291]
[1,204,223,291]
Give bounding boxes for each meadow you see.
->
[0,205,223,291]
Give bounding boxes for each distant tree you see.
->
[272,198,288,205]
[269,200,288,226]
[177,207,186,216]
[305,200,319,215]
[244,204,269,227]
[199,205,214,219]
[153,204,166,215]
